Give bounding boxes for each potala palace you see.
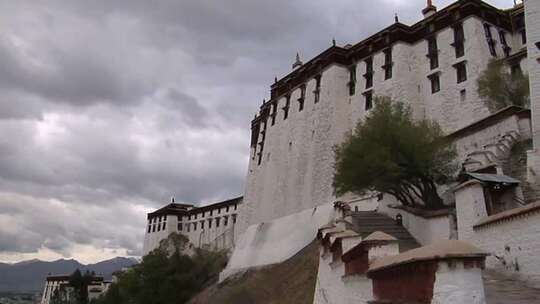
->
[142,0,540,302]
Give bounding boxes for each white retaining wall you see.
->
[432,261,487,304]
[313,251,373,304]
[220,202,335,281]
[378,197,451,246]
[525,0,540,192]
[455,180,540,287]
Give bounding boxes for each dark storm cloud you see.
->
[0,0,511,261]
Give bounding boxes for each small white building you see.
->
[142,196,243,256]
[40,275,106,304]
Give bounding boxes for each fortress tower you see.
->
[525,0,540,189]
[238,0,529,233]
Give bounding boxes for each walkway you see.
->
[484,269,540,303]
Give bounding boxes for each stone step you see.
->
[351,211,421,253]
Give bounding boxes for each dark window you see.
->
[511,64,522,76]
[224,217,229,226]
[201,221,204,229]
[454,61,467,83]
[364,58,373,89]
[162,222,166,230]
[147,225,151,233]
[152,225,156,233]
[178,223,183,231]
[427,36,439,70]
[383,48,393,80]
[499,31,511,57]
[452,23,465,58]
[209,219,212,228]
[234,204,238,210]
[364,91,373,111]
[271,102,277,125]
[428,73,440,94]
[283,95,290,120]
[216,218,221,227]
[348,65,357,96]
[298,85,306,111]
[521,29,527,44]
[314,75,321,103]
[233,215,237,224]
[157,223,161,232]
[218,208,221,214]
[193,223,197,231]
[484,23,497,57]
[226,206,230,212]
[210,210,213,216]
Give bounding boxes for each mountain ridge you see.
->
[0,257,137,293]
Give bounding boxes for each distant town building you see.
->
[142,196,243,255]
[40,275,110,304]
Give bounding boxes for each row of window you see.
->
[427,61,467,94]
[187,204,238,221]
[147,221,167,234]
[182,214,237,232]
[148,215,166,224]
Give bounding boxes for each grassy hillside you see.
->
[189,240,319,304]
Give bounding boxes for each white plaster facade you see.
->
[40,276,106,304]
[220,201,334,281]
[239,1,530,234]
[431,261,487,304]
[377,196,453,246]
[455,180,540,288]
[142,197,243,256]
[525,0,540,190]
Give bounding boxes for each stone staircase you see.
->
[463,130,520,172]
[349,211,420,253]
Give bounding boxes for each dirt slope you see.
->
[188,240,319,304]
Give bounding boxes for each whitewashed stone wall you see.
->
[455,180,540,288]
[142,214,179,256]
[221,201,334,281]
[451,112,525,164]
[525,0,540,189]
[181,204,240,249]
[313,249,373,304]
[431,261,487,304]
[378,196,451,246]
[142,201,242,255]
[239,13,529,234]
[526,0,540,149]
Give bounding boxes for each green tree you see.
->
[333,97,457,210]
[94,232,228,304]
[477,59,530,112]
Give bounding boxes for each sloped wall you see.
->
[220,203,334,281]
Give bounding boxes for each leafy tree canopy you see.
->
[477,59,530,112]
[333,97,457,209]
[94,233,228,304]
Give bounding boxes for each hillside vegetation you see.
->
[188,240,319,304]
[95,233,228,304]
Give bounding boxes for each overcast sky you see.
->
[0,0,512,264]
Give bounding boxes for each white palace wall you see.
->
[143,214,180,255]
[455,180,540,288]
[220,201,334,281]
[525,0,540,188]
[239,13,528,234]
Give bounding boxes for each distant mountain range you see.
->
[0,257,138,293]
